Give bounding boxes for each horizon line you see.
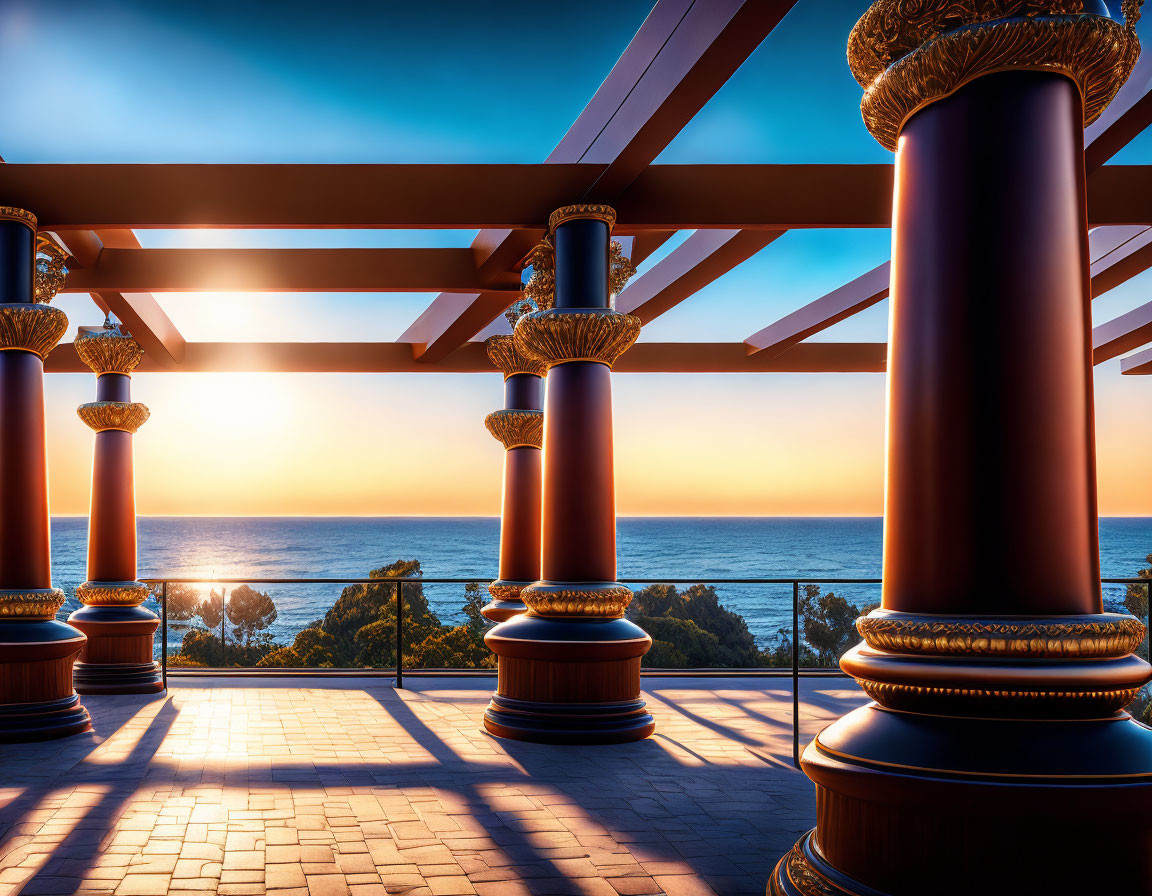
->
[48,513,1152,520]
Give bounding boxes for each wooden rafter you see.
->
[618,230,783,325]
[62,248,522,293]
[54,230,187,367]
[743,67,1152,358]
[43,340,884,375]
[4,163,1146,232]
[400,0,799,363]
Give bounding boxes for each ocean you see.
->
[47,516,1152,653]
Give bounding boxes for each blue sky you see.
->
[3,1,1152,516]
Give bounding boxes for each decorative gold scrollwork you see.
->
[609,241,636,297]
[521,237,555,312]
[77,401,150,434]
[487,581,530,602]
[857,610,1146,658]
[848,1,1143,150]
[485,334,547,379]
[0,588,66,619]
[548,204,616,232]
[514,308,641,368]
[74,328,145,375]
[76,581,151,607]
[521,583,633,618]
[484,409,543,449]
[0,303,68,359]
[856,678,1142,715]
[0,207,36,230]
[33,236,69,304]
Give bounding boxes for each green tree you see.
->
[261,560,495,669]
[628,583,762,667]
[798,585,877,667]
[149,583,201,621]
[1125,554,1152,622]
[226,584,278,649]
[258,628,337,668]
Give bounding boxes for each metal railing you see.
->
[141,575,1152,768]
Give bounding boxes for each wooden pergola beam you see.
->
[744,262,891,358]
[1089,226,1152,297]
[1120,344,1152,374]
[618,229,783,324]
[404,0,799,363]
[4,162,1146,231]
[743,67,1152,358]
[62,248,521,293]
[1084,52,1152,170]
[42,340,885,374]
[54,230,187,367]
[1095,298,1152,364]
[745,225,1152,359]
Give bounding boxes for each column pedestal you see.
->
[68,326,161,695]
[0,209,90,741]
[772,5,1150,894]
[484,206,653,744]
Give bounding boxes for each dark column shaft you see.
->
[88,431,137,583]
[541,362,616,583]
[0,221,34,305]
[499,448,541,583]
[0,355,51,592]
[883,72,1099,616]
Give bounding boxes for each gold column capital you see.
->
[74,328,145,375]
[77,401,150,434]
[484,409,543,449]
[848,0,1143,151]
[0,207,37,230]
[548,204,616,233]
[0,303,68,359]
[485,334,547,378]
[514,308,640,369]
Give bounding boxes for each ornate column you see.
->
[771,3,1152,894]
[482,298,546,622]
[67,321,161,695]
[484,205,653,744]
[0,211,91,742]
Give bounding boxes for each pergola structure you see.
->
[3,0,1152,893]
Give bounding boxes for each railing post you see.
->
[220,590,226,668]
[1146,582,1150,661]
[792,580,800,769]
[395,580,404,689]
[161,582,168,692]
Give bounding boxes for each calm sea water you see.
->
[48,516,1152,652]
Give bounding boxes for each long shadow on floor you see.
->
[3,682,818,896]
[9,697,181,895]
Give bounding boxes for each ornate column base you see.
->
[481,581,530,623]
[68,582,162,696]
[771,609,1152,894]
[483,584,654,744]
[770,707,1152,895]
[0,589,91,742]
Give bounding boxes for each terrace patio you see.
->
[0,678,865,896]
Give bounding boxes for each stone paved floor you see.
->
[0,677,866,896]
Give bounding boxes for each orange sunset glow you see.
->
[40,362,1152,517]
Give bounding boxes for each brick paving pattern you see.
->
[0,677,865,896]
